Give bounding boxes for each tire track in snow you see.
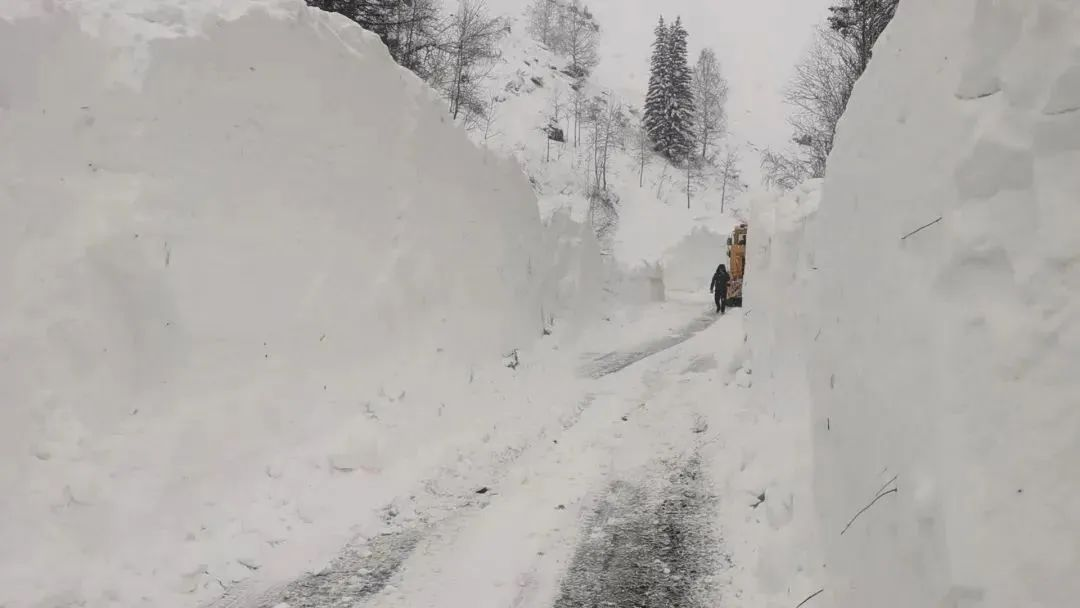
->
[250,528,423,607]
[207,395,606,608]
[552,456,728,608]
[206,522,430,608]
[212,309,729,608]
[557,457,725,608]
[580,312,720,378]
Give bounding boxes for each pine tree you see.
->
[665,17,695,161]
[644,16,669,153]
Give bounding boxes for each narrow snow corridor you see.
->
[206,299,750,608]
[6,1,1077,606]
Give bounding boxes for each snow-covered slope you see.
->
[480,0,833,186]
[751,1,1080,606]
[472,8,741,279]
[0,2,600,606]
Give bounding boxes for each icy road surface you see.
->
[210,297,757,608]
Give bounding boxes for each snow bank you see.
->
[746,181,820,393]
[752,1,1080,606]
[0,2,598,606]
[742,181,824,608]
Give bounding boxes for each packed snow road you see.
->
[210,299,749,608]
[579,311,720,378]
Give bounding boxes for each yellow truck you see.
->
[726,223,747,307]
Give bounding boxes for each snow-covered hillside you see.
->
[467,6,741,279]
[749,1,1080,606]
[0,2,600,605]
[479,0,833,185]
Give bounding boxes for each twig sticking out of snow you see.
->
[873,474,899,497]
[750,491,766,509]
[840,476,899,536]
[795,588,825,608]
[900,216,942,240]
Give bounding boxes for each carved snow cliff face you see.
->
[0,3,601,606]
[750,1,1080,607]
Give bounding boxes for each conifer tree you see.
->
[665,17,695,161]
[644,16,669,153]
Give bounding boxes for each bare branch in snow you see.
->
[840,479,899,536]
[795,588,825,608]
[900,216,943,240]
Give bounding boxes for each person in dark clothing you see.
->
[710,263,730,314]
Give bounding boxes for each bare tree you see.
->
[580,95,621,242]
[570,83,587,147]
[562,1,599,78]
[526,0,559,48]
[686,153,693,209]
[544,86,567,162]
[760,148,811,191]
[388,0,446,78]
[588,95,624,193]
[684,154,709,210]
[718,146,742,213]
[444,0,504,123]
[526,0,599,78]
[588,190,619,245]
[586,121,619,245]
[631,117,652,187]
[762,26,858,188]
[656,161,671,199]
[482,94,502,146]
[764,2,899,189]
[691,48,729,161]
[308,0,446,80]
[785,26,859,176]
[828,0,899,73]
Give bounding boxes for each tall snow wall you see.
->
[0,1,599,605]
[751,1,1080,607]
[743,181,824,608]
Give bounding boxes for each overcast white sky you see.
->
[485,0,835,178]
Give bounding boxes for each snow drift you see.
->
[0,2,598,605]
[750,1,1080,606]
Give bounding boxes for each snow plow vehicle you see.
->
[726,223,747,307]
